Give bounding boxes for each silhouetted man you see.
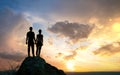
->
[36,29,43,56]
[26,27,35,57]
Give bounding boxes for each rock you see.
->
[17,57,66,75]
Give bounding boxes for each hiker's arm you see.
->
[35,35,37,44]
[26,33,28,44]
[41,35,43,45]
[33,33,36,43]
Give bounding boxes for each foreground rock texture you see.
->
[17,57,66,75]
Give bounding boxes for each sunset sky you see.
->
[0,0,120,72]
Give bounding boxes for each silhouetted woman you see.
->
[36,29,43,56]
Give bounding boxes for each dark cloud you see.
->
[0,51,25,62]
[61,0,120,17]
[48,21,94,42]
[96,0,120,13]
[93,42,120,56]
[0,8,16,45]
[0,7,29,47]
[0,8,30,61]
[1,0,120,25]
[52,0,120,24]
[93,0,120,23]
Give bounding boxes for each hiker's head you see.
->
[29,27,33,31]
[39,29,42,33]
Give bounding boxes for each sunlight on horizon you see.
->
[66,61,75,71]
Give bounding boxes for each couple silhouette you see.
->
[26,27,43,57]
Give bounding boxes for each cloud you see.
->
[47,37,54,45]
[0,51,25,62]
[56,50,77,60]
[93,42,120,56]
[0,8,30,60]
[95,0,120,15]
[48,21,94,43]
[55,52,63,58]
[64,51,77,60]
[59,0,120,18]
[1,0,120,25]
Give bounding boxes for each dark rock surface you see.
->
[17,57,66,75]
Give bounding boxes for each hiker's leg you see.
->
[38,46,42,56]
[32,44,35,57]
[36,45,38,56]
[28,44,30,57]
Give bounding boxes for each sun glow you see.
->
[112,23,120,32]
[66,61,75,71]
